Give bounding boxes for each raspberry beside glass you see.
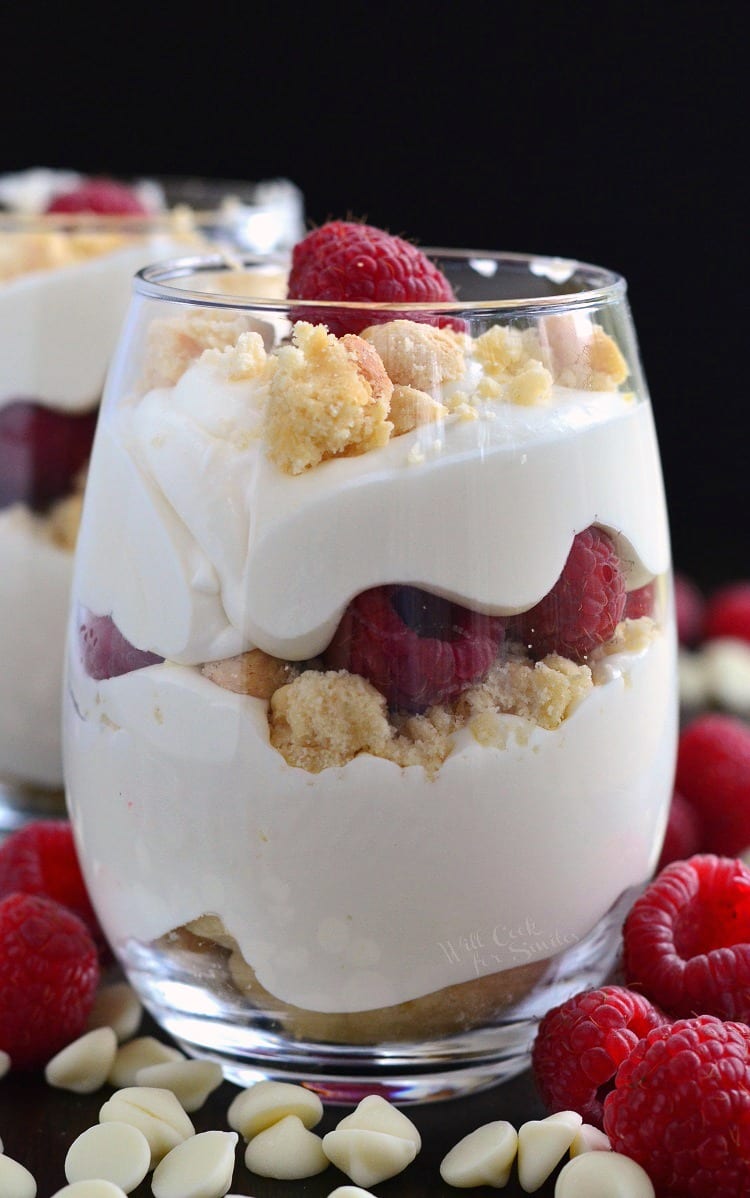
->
[0,170,304,830]
[62,233,678,1100]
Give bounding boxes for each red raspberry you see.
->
[0,892,99,1069]
[675,714,750,856]
[674,571,706,646]
[531,984,666,1130]
[703,581,750,645]
[323,584,504,712]
[287,220,456,336]
[604,1015,750,1197]
[0,820,107,959]
[46,177,148,215]
[79,610,164,681]
[623,854,750,1020]
[512,526,626,662]
[624,579,656,620]
[656,789,704,871]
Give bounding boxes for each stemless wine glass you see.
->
[63,249,678,1102]
[0,172,304,832]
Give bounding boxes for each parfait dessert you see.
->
[0,169,303,827]
[63,221,677,1099]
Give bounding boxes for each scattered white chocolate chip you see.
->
[334,1095,421,1150]
[322,1128,417,1187]
[65,1120,150,1191]
[327,1189,377,1198]
[678,648,709,708]
[244,1113,328,1179]
[87,983,143,1043]
[0,1153,37,1198]
[108,1037,185,1087]
[555,1149,655,1196]
[570,1123,612,1156]
[440,1120,519,1188]
[703,637,750,713]
[227,1079,323,1139]
[46,1027,118,1094]
[134,1059,223,1113]
[99,1086,195,1167]
[151,1130,238,1198]
[51,1184,127,1198]
[517,1110,583,1192]
[0,1047,10,1077]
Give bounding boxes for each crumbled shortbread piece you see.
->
[152,1130,238,1198]
[591,617,657,676]
[440,1120,518,1188]
[65,1121,151,1192]
[461,655,593,732]
[360,320,466,392]
[506,361,554,406]
[183,914,238,948]
[245,1115,329,1180]
[142,311,251,390]
[228,1079,323,1140]
[517,1111,582,1193]
[45,1026,117,1094]
[199,329,270,382]
[202,648,297,699]
[540,313,628,391]
[265,323,393,474]
[473,324,544,380]
[269,670,454,776]
[389,384,447,435]
[0,231,126,282]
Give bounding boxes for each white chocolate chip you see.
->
[65,1121,150,1191]
[440,1120,519,1187]
[227,1079,323,1139]
[87,983,143,1043]
[151,1130,238,1198]
[322,1128,417,1187]
[0,1048,11,1078]
[517,1111,583,1192]
[108,1037,185,1087]
[99,1086,195,1167]
[327,1189,377,1198]
[51,1184,127,1198]
[134,1059,223,1113]
[570,1124,612,1156]
[703,638,750,713]
[334,1095,421,1150]
[244,1114,328,1179]
[555,1150,655,1196]
[678,648,709,708]
[0,1154,37,1198]
[46,1027,118,1094]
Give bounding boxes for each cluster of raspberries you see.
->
[533,705,750,1198]
[0,822,106,1069]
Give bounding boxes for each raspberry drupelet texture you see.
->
[324,584,505,712]
[512,525,627,662]
[675,714,750,856]
[0,821,106,959]
[287,220,457,336]
[623,854,750,1020]
[0,892,99,1069]
[531,985,667,1130]
[604,1015,750,1198]
[45,177,149,215]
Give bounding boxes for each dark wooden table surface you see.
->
[0,1007,559,1197]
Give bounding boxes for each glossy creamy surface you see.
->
[65,633,677,1011]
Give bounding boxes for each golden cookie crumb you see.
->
[389,385,447,435]
[0,230,128,282]
[202,649,296,700]
[270,669,394,771]
[461,655,593,732]
[506,362,554,407]
[540,313,628,390]
[199,330,270,382]
[264,323,393,474]
[142,310,251,390]
[360,320,466,392]
[474,324,543,381]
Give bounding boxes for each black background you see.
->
[3,2,747,586]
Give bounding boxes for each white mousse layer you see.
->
[65,632,677,1011]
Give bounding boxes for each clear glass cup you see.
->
[0,173,304,832]
[63,250,678,1102]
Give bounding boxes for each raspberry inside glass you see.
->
[79,611,163,681]
[324,584,504,712]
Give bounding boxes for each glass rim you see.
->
[131,248,627,315]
